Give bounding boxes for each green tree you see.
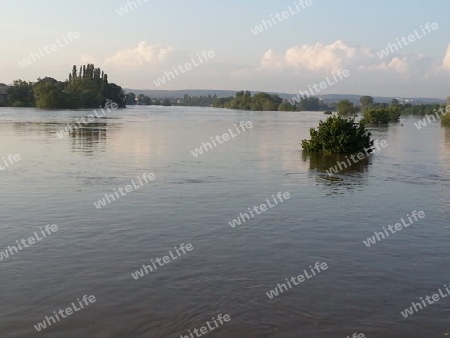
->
[360,96,373,108]
[33,78,70,109]
[301,115,373,154]
[126,92,136,105]
[442,98,450,125]
[441,112,450,126]
[278,101,294,111]
[27,64,126,109]
[71,65,77,80]
[102,82,125,107]
[136,94,151,105]
[337,99,356,116]
[262,101,276,111]
[294,96,329,111]
[216,91,291,111]
[7,80,35,107]
[360,107,400,125]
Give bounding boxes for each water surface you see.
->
[0,106,449,337]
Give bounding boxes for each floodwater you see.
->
[0,106,449,337]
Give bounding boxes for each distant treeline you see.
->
[358,96,443,116]
[123,92,329,111]
[125,92,172,106]
[345,96,450,125]
[181,94,216,106]
[2,64,125,109]
[211,91,329,111]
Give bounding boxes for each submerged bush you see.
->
[301,115,373,154]
[360,107,400,125]
[442,111,450,126]
[337,99,356,116]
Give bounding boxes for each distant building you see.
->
[0,83,8,103]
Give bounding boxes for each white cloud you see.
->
[104,41,176,67]
[259,40,437,76]
[101,42,222,89]
[442,45,450,70]
[89,40,448,97]
[261,49,284,70]
[245,40,450,97]
[367,54,430,74]
[284,40,355,71]
[375,56,410,73]
[261,40,372,72]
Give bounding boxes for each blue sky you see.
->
[1,0,450,97]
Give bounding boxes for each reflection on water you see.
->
[13,122,56,137]
[444,126,450,152]
[441,127,450,212]
[11,119,121,155]
[70,122,110,154]
[302,151,371,194]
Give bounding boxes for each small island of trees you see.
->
[5,64,126,109]
[335,95,450,126]
[212,91,329,112]
[302,95,450,156]
[302,115,373,154]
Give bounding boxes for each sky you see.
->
[1,0,450,98]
